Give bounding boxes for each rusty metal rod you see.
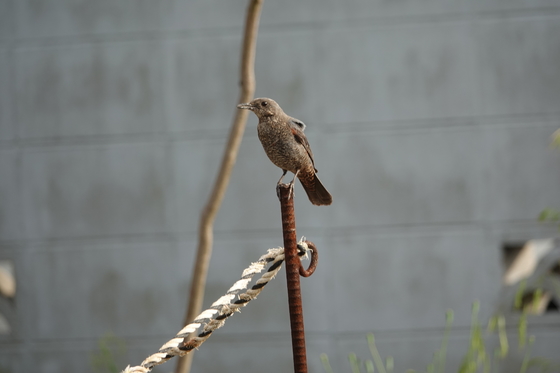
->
[299,241,318,278]
[278,183,308,373]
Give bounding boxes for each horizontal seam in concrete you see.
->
[2,324,560,349]
[2,219,557,250]
[1,7,559,48]
[1,113,559,150]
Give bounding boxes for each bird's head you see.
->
[237,98,283,119]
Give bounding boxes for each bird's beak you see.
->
[237,103,254,111]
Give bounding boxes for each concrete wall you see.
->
[1,1,560,372]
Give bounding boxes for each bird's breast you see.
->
[257,122,311,173]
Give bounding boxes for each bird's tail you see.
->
[300,174,332,206]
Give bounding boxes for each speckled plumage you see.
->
[237,98,332,206]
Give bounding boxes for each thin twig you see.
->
[175,2,263,373]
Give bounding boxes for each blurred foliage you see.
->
[538,208,560,224]
[321,302,560,373]
[539,129,560,228]
[551,129,560,149]
[90,332,127,373]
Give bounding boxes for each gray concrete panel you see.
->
[172,130,336,233]
[491,220,560,245]
[0,149,21,241]
[0,351,23,373]
[217,132,333,232]
[12,0,472,40]
[172,138,226,234]
[14,0,165,39]
[0,49,14,141]
[22,143,170,239]
[254,22,476,124]
[192,337,293,373]
[3,341,178,373]
[25,347,132,373]
[175,125,489,234]
[476,16,560,116]
[285,121,560,230]
[166,22,475,134]
[0,1,13,41]
[260,0,470,26]
[14,0,252,39]
[15,41,165,139]
[126,336,331,373]
[164,35,241,134]
[27,240,187,339]
[331,330,560,373]
[330,229,500,332]
[3,1,560,371]
[482,121,560,221]
[173,136,282,234]
[314,127,486,228]
[0,244,22,342]
[498,330,560,372]
[475,0,560,12]
[165,0,469,34]
[161,0,247,32]
[333,332,469,373]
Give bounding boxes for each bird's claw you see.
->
[287,170,299,200]
[276,170,298,201]
[276,180,295,201]
[287,182,295,200]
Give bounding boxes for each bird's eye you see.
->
[261,101,268,107]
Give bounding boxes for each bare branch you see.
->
[174,1,263,373]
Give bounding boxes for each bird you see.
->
[237,98,332,206]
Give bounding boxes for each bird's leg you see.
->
[277,169,288,185]
[287,170,300,200]
[276,169,288,199]
[289,169,300,186]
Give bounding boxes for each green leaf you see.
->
[514,280,527,310]
[365,359,375,373]
[321,353,335,373]
[498,315,509,358]
[518,312,527,349]
[349,353,361,373]
[386,356,393,373]
[551,129,560,148]
[539,208,560,222]
[520,336,536,373]
[367,333,388,373]
[89,332,126,373]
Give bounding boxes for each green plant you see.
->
[321,302,560,373]
[539,129,560,228]
[90,332,127,373]
[538,208,560,226]
[551,129,560,149]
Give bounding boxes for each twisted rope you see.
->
[122,239,310,373]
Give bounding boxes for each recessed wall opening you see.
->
[518,289,559,315]
[550,262,560,276]
[501,239,560,315]
[502,241,526,272]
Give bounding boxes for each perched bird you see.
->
[237,98,332,206]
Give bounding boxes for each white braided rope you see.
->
[122,239,310,373]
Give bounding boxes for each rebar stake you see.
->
[277,183,318,373]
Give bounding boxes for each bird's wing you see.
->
[290,119,316,171]
[290,118,306,131]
